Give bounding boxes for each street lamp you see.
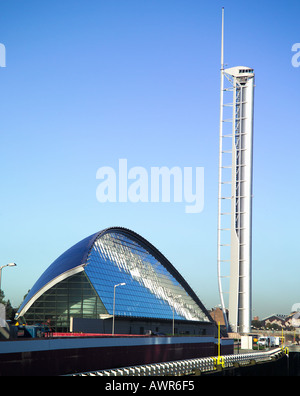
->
[0,263,17,293]
[112,282,126,335]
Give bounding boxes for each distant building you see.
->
[285,312,300,329]
[261,314,286,329]
[209,307,229,328]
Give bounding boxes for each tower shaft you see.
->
[227,67,254,334]
[218,66,255,334]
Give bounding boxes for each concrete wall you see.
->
[71,317,215,336]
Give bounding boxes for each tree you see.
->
[265,322,282,331]
[251,319,262,329]
[0,289,4,304]
[5,300,16,321]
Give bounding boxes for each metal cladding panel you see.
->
[0,336,219,376]
[17,232,99,314]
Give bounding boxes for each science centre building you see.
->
[16,227,215,335]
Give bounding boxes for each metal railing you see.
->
[70,347,286,376]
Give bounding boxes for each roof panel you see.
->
[17,232,99,315]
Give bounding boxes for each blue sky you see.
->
[0,0,299,319]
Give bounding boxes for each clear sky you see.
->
[0,0,299,319]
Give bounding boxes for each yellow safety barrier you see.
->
[212,356,225,370]
[212,322,225,370]
[217,356,225,368]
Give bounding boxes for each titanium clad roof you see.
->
[17,232,100,315]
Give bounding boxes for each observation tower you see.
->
[217,8,255,334]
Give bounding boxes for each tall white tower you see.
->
[217,9,255,334]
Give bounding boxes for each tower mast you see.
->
[217,8,255,334]
[217,7,229,331]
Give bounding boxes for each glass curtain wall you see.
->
[23,272,107,332]
[85,232,210,322]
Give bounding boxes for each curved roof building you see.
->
[16,227,213,333]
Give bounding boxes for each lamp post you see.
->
[112,282,126,335]
[0,263,17,294]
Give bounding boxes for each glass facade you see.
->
[19,227,211,332]
[86,232,209,322]
[23,272,107,332]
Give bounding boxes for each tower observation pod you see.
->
[217,8,255,335]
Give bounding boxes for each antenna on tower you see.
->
[217,6,229,332]
[220,7,224,71]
